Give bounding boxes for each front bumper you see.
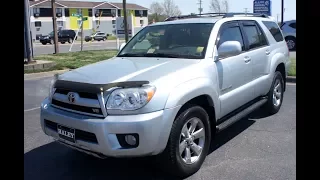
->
[40,98,180,158]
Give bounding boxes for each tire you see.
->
[61,42,65,44]
[68,38,73,44]
[159,105,211,178]
[263,71,284,115]
[285,36,296,51]
[103,37,106,41]
[41,42,47,45]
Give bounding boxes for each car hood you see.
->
[58,57,200,85]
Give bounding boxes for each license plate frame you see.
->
[57,124,75,143]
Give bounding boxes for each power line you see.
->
[197,0,203,15]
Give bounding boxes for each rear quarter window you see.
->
[262,21,284,42]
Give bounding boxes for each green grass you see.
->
[25,50,118,74]
[288,58,296,76]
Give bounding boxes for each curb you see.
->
[24,69,70,80]
[287,76,296,83]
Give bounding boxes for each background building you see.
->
[29,0,148,41]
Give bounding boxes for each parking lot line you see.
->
[24,107,40,112]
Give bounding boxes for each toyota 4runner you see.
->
[40,13,291,178]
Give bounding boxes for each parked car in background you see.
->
[39,29,77,45]
[281,20,296,51]
[85,32,107,42]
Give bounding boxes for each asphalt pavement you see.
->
[24,76,296,180]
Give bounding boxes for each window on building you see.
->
[34,8,40,14]
[112,20,116,24]
[77,9,82,15]
[111,9,116,16]
[57,21,63,27]
[35,21,42,27]
[140,20,144,25]
[56,8,62,14]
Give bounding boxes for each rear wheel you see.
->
[61,42,65,44]
[263,71,284,115]
[159,105,211,178]
[41,42,47,45]
[285,36,296,51]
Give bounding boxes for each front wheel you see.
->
[159,105,211,178]
[263,71,284,115]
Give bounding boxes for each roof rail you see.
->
[164,12,269,21]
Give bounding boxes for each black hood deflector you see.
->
[54,79,149,94]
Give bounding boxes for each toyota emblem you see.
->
[67,92,76,103]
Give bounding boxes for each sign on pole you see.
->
[116,16,134,39]
[253,0,271,16]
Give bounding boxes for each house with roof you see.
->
[29,0,148,41]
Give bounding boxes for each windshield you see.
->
[118,23,214,59]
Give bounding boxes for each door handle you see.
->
[244,56,251,63]
[266,50,271,55]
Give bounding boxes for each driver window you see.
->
[218,26,245,51]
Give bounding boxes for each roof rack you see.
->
[164,12,269,21]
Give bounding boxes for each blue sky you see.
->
[72,0,296,21]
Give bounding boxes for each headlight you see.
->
[48,74,59,101]
[106,85,156,111]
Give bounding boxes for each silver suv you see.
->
[40,13,291,178]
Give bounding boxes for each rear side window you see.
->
[262,21,284,42]
[242,24,268,49]
[289,23,296,29]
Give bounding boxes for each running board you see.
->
[216,97,268,133]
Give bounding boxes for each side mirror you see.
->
[119,43,126,51]
[217,41,242,59]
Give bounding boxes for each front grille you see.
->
[44,120,98,144]
[55,89,98,99]
[51,99,103,116]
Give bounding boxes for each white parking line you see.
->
[24,107,40,112]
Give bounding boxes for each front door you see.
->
[215,21,255,118]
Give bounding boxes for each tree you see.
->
[149,2,164,15]
[209,0,229,13]
[149,2,166,23]
[162,0,182,17]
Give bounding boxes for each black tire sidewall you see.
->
[286,36,296,50]
[167,105,211,177]
[266,71,284,114]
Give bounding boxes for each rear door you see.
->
[239,20,270,97]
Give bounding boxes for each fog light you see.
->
[125,135,137,146]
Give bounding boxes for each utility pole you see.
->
[123,0,129,42]
[197,0,203,15]
[51,0,59,54]
[281,0,284,25]
[244,8,249,15]
[24,0,33,63]
[81,13,84,51]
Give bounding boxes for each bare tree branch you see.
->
[162,0,182,17]
[149,2,164,15]
[209,0,229,13]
